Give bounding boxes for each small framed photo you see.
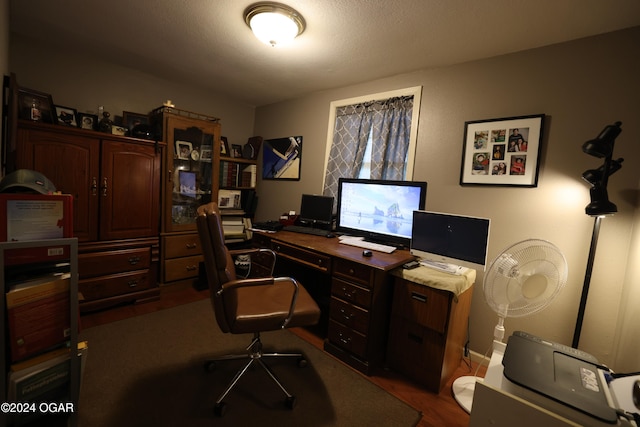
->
[231,144,243,158]
[176,140,193,160]
[200,145,212,162]
[77,112,98,130]
[460,114,545,187]
[122,111,149,132]
[55,105,78,127]
[17,87,57,124]
[220,136,230,156]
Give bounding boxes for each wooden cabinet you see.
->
[12,121,163,311]
[150,108,221,286]
[386,275,474,393]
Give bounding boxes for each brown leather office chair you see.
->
[196,202,321,417]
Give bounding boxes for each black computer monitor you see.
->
[335,178,427,248]
[298,194,334,228]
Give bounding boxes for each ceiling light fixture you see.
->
[244,2,306,47]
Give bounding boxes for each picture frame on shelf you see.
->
[262,136,302,181]
[77,112,98,130]
[200,145,212,162]
[17,87,57,124]
[55,105,78,127]
[176,140,192,160]
[459,114,545,187]
[231,144,243,158]
[122,111,149,133]
[220,136,230,156]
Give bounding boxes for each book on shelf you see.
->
[6,272,71,362]
[241,164,257,187]
[7,341,88,425]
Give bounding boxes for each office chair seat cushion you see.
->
[225,281,321,334]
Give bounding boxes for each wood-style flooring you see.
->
[80,283,485,427]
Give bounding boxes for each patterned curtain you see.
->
[323,96,414,201]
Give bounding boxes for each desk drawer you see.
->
[392,278,451,333]
[333,258,373,287]
[80,270,152,301]
[163,233,202,259]
[164,255,203,282]
[328,319,367,359]
[331,277,371,309]
[271,240,331,273]
[330,297,369,334]
[79,247,151,278]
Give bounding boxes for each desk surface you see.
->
[264,230,415,271]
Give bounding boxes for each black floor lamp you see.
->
[572,121,623,349]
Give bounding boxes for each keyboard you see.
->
[338,237,396,253]
[283,225,331,236]
[419,260,467,275]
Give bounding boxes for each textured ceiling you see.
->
[9,0,640,107]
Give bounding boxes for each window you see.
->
[322,87,422,201]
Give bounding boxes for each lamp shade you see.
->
[244,2,305,47]
[585,186,617,216]
[582,122,622,158]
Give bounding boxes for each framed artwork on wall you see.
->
[262,136,302,180]
[460,114,545,187]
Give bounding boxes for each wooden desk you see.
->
[252,231,413,375]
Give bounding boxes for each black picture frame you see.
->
[122,111,149,133]
[231,144,243,158]
[460,114,545,187]
[77,112,98,131]
[262,136,302,180]
[55,105,78,127]
[17,87,57,124]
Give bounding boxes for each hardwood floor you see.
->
[80,283,485,427]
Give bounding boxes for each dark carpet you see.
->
[78,299,421,426]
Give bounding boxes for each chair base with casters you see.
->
[204,331,307,417]
[196,202,321,418]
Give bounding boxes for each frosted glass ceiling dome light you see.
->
[244,2,305,47]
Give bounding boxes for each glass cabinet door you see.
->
[165,117,221,233]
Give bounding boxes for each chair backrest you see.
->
[196,202,237,333]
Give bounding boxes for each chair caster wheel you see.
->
[285,396,297,410]
[214,402,227,417]
[204,361,216,372]
[297,357,307,368]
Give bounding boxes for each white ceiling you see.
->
[9,0,640,107]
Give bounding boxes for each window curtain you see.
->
[323,96,414,201]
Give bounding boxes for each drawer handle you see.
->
[128,256,141,265]
[338,333,351,346]
[349,268,355,275]
[341,286,356,299]
[339,308,353,321]
[411,292,427,303]
[127,280,138,288]
[186,265,198,271]
[185,243,197,249]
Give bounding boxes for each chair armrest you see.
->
[220,276,300,328]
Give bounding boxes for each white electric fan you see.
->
[452,239,568,413]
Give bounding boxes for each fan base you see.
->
[452,375,477,413]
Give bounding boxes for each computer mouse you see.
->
[362,250,373,257]
[326,233,335,238]
[633,380,640,410]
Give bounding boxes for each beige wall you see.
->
[253,27,640,370]
[6,3,640,370]
[8,35,256,150]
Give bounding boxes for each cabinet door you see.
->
[163,116,221,233]
[99,139,161,240]
[16,128,100,241]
